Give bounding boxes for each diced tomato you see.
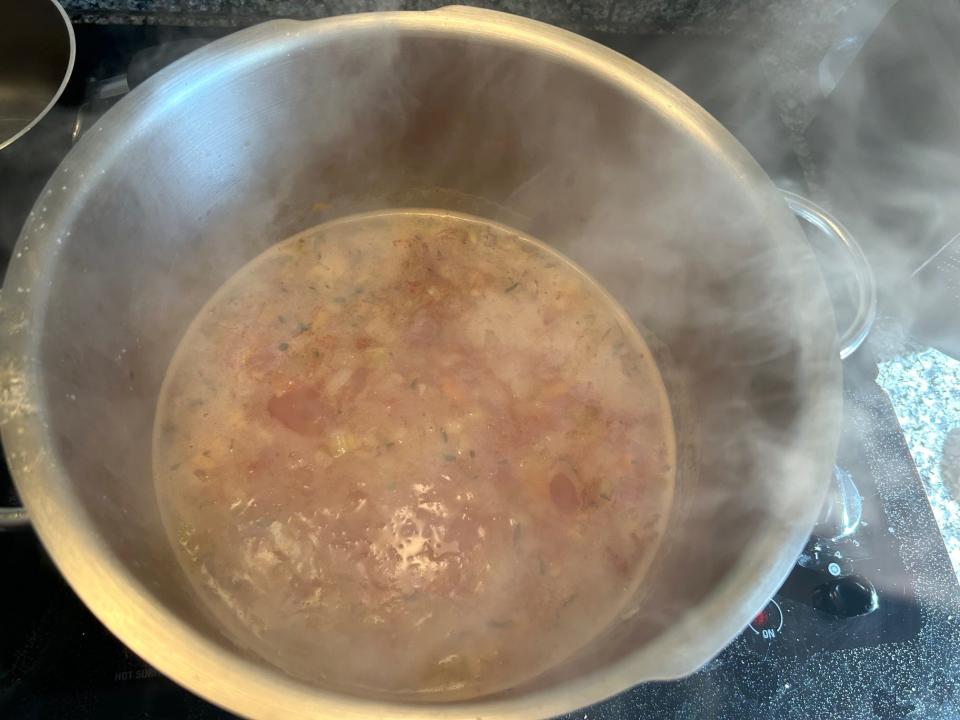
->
[339,366,370,404]
[267,384,329,435]
[549,473,579,514]
[440,376,467,402]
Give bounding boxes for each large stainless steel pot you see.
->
[0,8,841,718]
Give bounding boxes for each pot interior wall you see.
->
[33,27,833,695]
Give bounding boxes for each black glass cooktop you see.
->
[2,21,959,720]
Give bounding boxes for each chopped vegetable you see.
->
[154,211,673,698]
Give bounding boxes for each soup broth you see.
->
[153,210,675,698]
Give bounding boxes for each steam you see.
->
[799,0,960,585]
[4,1,959,711]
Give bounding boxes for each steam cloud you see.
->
[3,0,957,710]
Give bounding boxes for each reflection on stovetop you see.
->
[3,21,960,720]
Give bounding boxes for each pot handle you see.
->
[0,505,29,530]
[780,189,877,359]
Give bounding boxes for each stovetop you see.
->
[2,20,959,720]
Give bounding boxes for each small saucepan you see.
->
[0,0,74,151]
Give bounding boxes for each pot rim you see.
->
[0,7,841,719]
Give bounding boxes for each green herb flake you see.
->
[504,281,520,293]
[443,454,457,462]
[278,342,289,351]
[333,297,346,304]
[440,428,448,443]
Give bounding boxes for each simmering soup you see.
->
[153,210,675,698]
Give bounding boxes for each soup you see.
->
[153,210,675,698]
